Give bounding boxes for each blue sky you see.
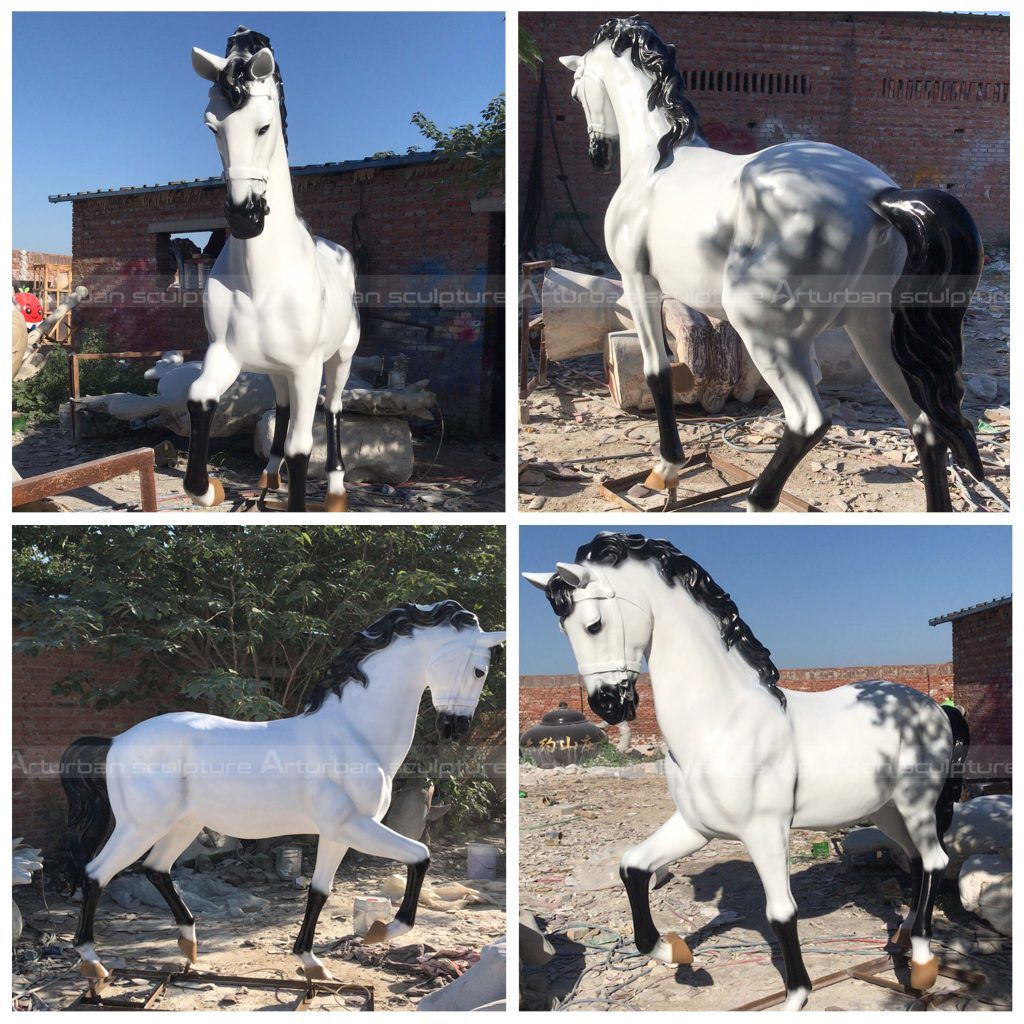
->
[519,526,1011,674]
[13,12,505,254]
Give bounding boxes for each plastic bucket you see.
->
[353,895,392,937]
[275,844,303,880]
[467,842,499,880]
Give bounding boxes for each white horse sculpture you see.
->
[186,26,360,512]
[525,532,968,1011]
[560,17,984,512]
[61,600,505,982]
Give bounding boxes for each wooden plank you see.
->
[12,448,158,512]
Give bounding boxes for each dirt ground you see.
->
[519,765,1010,1012]
[12,425,504,513]
[13,841,505,1011]
[518,253,1010,514]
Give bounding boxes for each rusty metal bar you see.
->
[12,448,158,512]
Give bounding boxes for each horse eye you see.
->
[257,124,271,136]
[587,620,603,635]
[474,668,485,679]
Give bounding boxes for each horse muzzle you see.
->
[588,135,618,174]
[225,194,270,239]
[588,676,639,725]
[436,712,473,740]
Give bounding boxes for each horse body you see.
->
[526,532,967,1010]
[562,18,983,512]
[185,27,360,512]
[63,601,505,983]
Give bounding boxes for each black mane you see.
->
[218,25,289,151]
[545,532,786,710]
[592,16,702,170]
[304,600,478,714]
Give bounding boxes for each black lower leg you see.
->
[184,398,217,496]
[769,915,812,997]
[271,404,290,462]
[912,433,953,512]
[920,868,945,939]
[324,410,345,476]
[910,864,935,942]
[620,865,659,954]
[145,869,194,927]
[293,888,328,955]
[644,366,685,467]
[395,857,430,928]
[74,876,102,946]
[748,422,829,511]
[286,452,310,512]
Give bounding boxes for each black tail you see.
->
[874,187,984,479]
[935,705,970,847]
[60,736,113,894]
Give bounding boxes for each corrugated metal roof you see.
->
[49,151,445,204]
[929,595,1012,626]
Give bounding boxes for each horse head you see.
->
[192,27,286,239]
[427,626,506,740]
[559,52,619,173]
[524,562,652,724]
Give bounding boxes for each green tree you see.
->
[411,94,505,194]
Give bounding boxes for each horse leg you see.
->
[889,799,949,990]
[74,823,163,981]
[293,839,348,980]
[259,375,290,491]
[730,327,830,513]
[322,351,354,513]
[620,272,686,490]
[342,816,430,944]
[283,366,321,513]
[870,803,923,948]
[744,819,812,1011]
[843,306,953,511]
[184,342,241,507]
[619,812,707,964]
[141,824,202,963]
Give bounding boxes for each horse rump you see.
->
[873,186,984,479]
[60,736,114,894]
[935,705,970,845]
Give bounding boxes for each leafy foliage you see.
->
[12,329,154,425]
[13,526,506,821]
[519,27,543,74]
[411,94,505,194]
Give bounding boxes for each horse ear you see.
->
[483,631,507,648]
[559,55,583,72]
[555,562,592,588]
[248,47,276,81]
[192,47,227,82]
[522,571,554,591]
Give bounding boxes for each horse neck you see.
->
[604,59,673,176]
[228,136,308,284]
[643,570,768,746]
[310,636,431,774]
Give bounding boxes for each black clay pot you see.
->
[520,702,607,768]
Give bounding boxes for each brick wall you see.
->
[11,249,71,284]
[519,663,954,740]
[950,603,1011,777]
[64,159,501,436]
[13,646,188,853]
[520,11,1009,250]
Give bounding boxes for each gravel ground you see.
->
[519,765,1010,1011]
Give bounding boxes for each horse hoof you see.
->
[324,492,348,513]
[80,959,109,981]
[644,465,679,491]
[361,919,390,945]
[209,478,225,506]
[177,935,198,963]
[661,932,693,965]
[303,963,332,982]
[910,956,939,991]
[258,471,281,491]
